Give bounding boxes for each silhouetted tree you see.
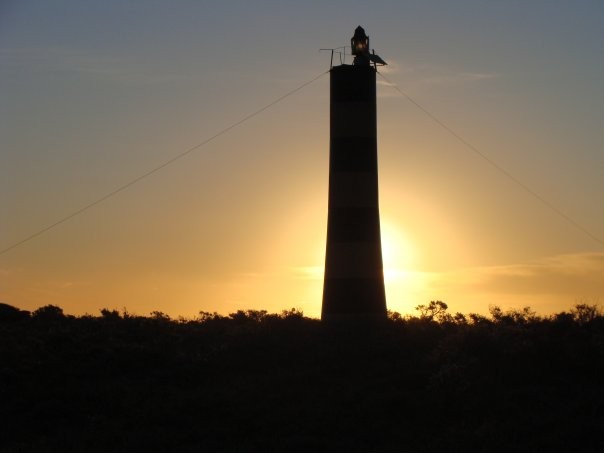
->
[2,301,603,452]
[468,312,490,325]
[31,304,64,320]
[150,311,171,321]
[0,303,30,321]
[100,308,121,320]
[571,303,601,325]
[229,309,268,323]
[415,300,450,322]
[453,312,467,325]
[387,310,404,322]
[280,308,304,319]
[489,305,538,325]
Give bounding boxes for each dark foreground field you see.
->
[1,302,603,452]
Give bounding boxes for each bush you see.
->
[31,304,64,320]
[0,303,30,321]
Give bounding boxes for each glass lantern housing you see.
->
[351,26,369,56]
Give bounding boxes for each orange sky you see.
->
[1,2,603,318]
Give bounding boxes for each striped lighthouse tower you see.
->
[322,26,387,321]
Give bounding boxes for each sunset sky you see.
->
[2,1,603,318]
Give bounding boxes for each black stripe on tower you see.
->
[322,277,386,315]
[330,138,377,172]
[330,67,376,102]
[323,242,383,278]
[326,207,381,243]
[328,172,378,207]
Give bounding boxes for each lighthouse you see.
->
[322,26,387,321]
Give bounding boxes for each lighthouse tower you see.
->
[322,26,387,321]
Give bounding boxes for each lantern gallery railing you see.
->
[321,26,387,69]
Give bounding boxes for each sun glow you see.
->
[381,221,416,278]
[380,220,427,313]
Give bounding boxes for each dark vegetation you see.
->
[1,301,603,452]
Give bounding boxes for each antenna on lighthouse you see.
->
[320,46,348,68]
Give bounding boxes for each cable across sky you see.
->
[0,70,329,256]
[377,71,604,248]
[2,66,602,257]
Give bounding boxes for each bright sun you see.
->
[381,220,415,280]
[292,217,423,316]
[380,220,426,313]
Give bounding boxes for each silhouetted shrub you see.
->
[31,304,64,320]
[1,301,603,452]
[387,310,403,322]
[280,308,304,319]
[150,311,171,321]
[468,312,490,325]
[453,312,467,324]
[489,305,539,325]
[197,311,222,322]
[100,308,121,320]
[571,303,602,325]
[415,300,450,322]
[229,309,268,323]
[0,303,30,321]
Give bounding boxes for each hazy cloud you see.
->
[58,280,91,290]
[291,265,324,280]
[377,59,401,75]
[377,58,499,88]
[431,252,604,298]
[422,70,499,86]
